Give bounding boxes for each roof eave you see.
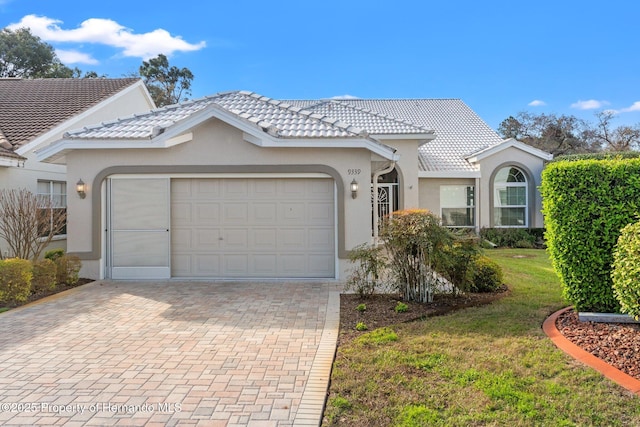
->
[466,138,553,163]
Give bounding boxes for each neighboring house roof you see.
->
[0,77,142,158]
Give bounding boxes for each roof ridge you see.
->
[328,100,435,133]
[231,92,367,137]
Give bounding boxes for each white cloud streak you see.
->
[7,15,206,60]
[528,100,546,107]
[570,99,610,110]
[619,102,640,113]
[56,49,99,65]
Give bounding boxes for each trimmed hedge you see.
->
[0,258,33,305]
[471,256,503,293]
[541,158,640,312]
[551,151,640,163]
[611,221,640,319]
[480,228,545,248]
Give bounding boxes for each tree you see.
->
[0,189,67,260]
[591,111,640,152]
[139,54,194,107]
[0,28,75,78]
[498,112,599,156]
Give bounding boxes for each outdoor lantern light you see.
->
[350,179,358,199]
[76,179,86,199]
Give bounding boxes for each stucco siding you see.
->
[66,119,376,280]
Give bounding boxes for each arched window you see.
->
[493,166,527,227]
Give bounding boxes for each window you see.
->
[37,180,67,236]
[493,167,527,227]
[440,185,475,227]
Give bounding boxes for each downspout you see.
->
[475,177,481,234]
[372,161,397,245]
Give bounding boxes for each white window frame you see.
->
[37,180,67,238]
[493,167,528,228]
[440,185,475,228]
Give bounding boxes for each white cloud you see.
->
[55,49,99,65]
[619,101,640,113]
[570,99,610,110]
[330,94,359,100]
[528,100,546,107]
[7,15,206,60]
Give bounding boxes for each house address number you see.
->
[347,168,361,175]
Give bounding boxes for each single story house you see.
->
[0,78,155,257]
[38,91,552,281]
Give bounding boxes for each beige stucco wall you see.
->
[66,118,379,280]
[476,146,547,228]
[0,83,154,259]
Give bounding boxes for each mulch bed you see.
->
[556,310,640,380]
[339,285,509,343]
[0,278,94,309]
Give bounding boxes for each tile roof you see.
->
[287,99,504,172]
[62,91,505,173]
[65,91,433,141]
[0,78,141,153]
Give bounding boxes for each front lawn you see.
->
[323,249,640,426]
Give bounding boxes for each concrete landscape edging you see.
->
[543,306,640,396]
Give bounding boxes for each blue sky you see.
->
[1,0,639,131]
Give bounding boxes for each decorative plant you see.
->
[345,243,387,296]
[380,209,452,303]
[611,220,640,319]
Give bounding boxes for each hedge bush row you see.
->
[541,157,640,312]
[552,151,640,163]
[611,220,640,320]
[480,228,545,248]
[0,251,82,307]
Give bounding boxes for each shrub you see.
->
[471,256,503,293]
[394,301,409,313]
[480,228,543,248]
[31,258,57,293]
[380,209,452,303]
[345,244,387,296]
[54,255,81,285]
[541,158,640,312]
[611,221,640,319]
[0,258,32,305]
[438,232,481,293]
[44,248,65,261]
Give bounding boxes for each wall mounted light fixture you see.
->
[76,179,86,199]
[350,179,359,199]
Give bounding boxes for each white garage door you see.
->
[171,178,335,278]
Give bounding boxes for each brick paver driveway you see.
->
[0,281,340,426]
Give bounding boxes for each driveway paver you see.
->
[0,280,340,426]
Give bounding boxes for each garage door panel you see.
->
[172,203,193,224]
[171,178,335,278]
[194,228,222,250]
[194,255,221,276]
[222,229,249,249]
[252,229,278,250]
[252,255,278,275]
[252,203,277,223]
[195,203,221,224]
[223,203,249,223]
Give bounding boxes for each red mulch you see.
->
[556,310,640,380]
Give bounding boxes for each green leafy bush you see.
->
[438,233,481,293]
[380,209,453,303]
[471,256,503,292]
[552,151,640,163]
[541,158,640,312]
[31,258,57,293]
[345,244,387,296]
[0,258,32,305]
[54,255,81,285]
[611,221,640,319]
[480,228,543,248]
[44,248,65,261]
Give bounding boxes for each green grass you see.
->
[323,249,640,426]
